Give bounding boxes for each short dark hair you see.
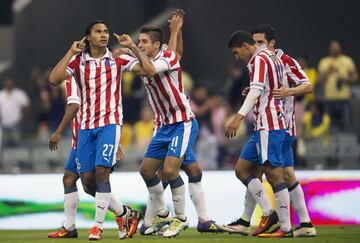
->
[140,25,163,45]
[85,19,108,36]
[252,24,276,42]
[228,31,255,48]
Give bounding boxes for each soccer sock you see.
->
[169,176,186,221]
[240,189,256,222]
[188,173,210,222]
[108,194,125,216]
[94,182,111,229]
[273,183,291,232]
[64,186,79,230]
[144,175,168,216]
[289,181,311,223]
[144,195,154,227]
[244,176,272,216]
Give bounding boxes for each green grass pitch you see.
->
[0,227,360,243]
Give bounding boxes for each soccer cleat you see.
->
[293,222,316,237]
[140,224,156,235]
[115,206,133,239]
[126,210,142,238]
[220,218,250,235]
[257,227,293,238]
[252,210,278,236]
[152,212,172,231]
[48,227,78,238]
[88,226,102,240]
[197,220,223,233]
[162,218,186,238]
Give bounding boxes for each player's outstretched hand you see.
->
[70,37,86,54]
[225,114,242,139]
[169,9,185,32]
[272,86,288,99]
[49,132,62,151]
[114,34,135,48]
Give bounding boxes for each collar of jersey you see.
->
[84,48,113,62]
[275,48,284,59]
[248,44,267,64]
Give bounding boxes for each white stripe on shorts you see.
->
[112,125,121,166]
[180,121,192,157]
[260,130,269,163]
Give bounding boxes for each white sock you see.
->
[247,178,272,216]
[108,194,124,216]
[274,188,291,232]
[290,183,311,223]
[148,182,168,216]
[171,185,186,221]
[94,192,111,229]
[241,189,256,222]
[144,195,154,227]
[189,182,210,222]
[64,191,79,230]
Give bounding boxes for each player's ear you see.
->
[270,39,276,48]
[154,41,161,49]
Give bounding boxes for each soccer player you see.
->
[117,21,203,237]
[252,24,316,237]
[48,19,156,240]
[224,31,292,238]
[47,75,139,239]
[139,10,221,235]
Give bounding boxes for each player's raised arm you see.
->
[49,37,86,86]
[114,33,157,77]
[168,9,185,58]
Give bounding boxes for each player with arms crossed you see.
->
[48,19,156,240]
[224,31,292,238]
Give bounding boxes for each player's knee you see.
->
[83,184,96,197]
[95,167,110,183]
[283,170,296,187]
[184,164,202,178]
[139,165,154,180]
[163,167,178,181]
[62,173,78,188]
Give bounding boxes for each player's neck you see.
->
[149,50,159,60]
[89,46,107,59]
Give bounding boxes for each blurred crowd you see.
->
[0,39,359,171]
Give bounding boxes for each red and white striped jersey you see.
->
[247,45,286,131]
[139,50,194,125]
[65,75,81,149]
[275,49,310,136]
[66,48,136,129]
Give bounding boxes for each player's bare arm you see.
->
[114,33,157,76]
[48,103,79,151]
[168,9,185,58]
[49,37,86,86]
[272,83,312,99]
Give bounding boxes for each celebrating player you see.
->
[48,19,156,240]
[139,10,221,236]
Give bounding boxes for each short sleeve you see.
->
[65,75,81,105]
[66,54,81,76]
[249,56,267,91]
[285,56,310,85]
[153,50,180,73]
[119,54,139,72]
